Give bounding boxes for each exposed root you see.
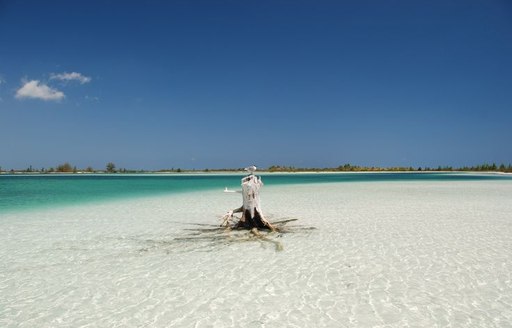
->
[175,217,315,251]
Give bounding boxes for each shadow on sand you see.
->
[138,218,315,253]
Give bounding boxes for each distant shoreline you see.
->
[2,163,511,175]
[1,170,511,176]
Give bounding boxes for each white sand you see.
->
[1,180,512,327]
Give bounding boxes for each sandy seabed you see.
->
[1,180,512,327]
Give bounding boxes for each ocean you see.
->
[1,173,512,327]
[1,172,509,214]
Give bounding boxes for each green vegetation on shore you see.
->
[267,163,512,173]
[1,162,512,175]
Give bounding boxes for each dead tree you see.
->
[222,166,275,231]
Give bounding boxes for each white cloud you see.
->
[50,72,91,84]
[15,80,65,101]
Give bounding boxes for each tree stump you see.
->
[222,167,275,231]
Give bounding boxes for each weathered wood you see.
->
[222,167,275,231]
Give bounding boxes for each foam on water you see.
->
[1,180,512,327]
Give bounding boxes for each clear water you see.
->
[1,172,510,214]
[2,180,512,327]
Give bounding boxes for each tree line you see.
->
[1,162,512,174]
[0,162,121,174]
[267,163,512,173]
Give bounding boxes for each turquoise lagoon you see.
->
[1,172,509,214]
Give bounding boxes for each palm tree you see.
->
[106,162,116,173]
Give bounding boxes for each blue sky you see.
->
[1,0,511,170]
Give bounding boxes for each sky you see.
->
[1,0,511,170]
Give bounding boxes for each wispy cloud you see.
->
[84,95,100,102]
[50,72,91,84]
[15,80,65,101]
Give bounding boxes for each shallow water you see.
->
[1,180,512,327]
[1,172,509,213]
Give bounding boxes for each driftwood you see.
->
[222,166,276,231]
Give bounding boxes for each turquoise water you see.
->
[0,172,510,213]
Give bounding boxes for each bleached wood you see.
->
[222,169,275,231]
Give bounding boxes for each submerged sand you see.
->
[1,180,512,327]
